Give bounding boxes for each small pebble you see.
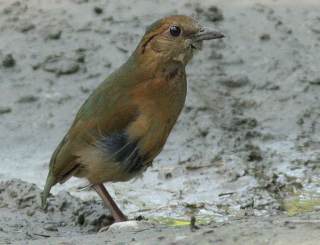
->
[42,56,80,76]
[106,221,142,233]
[245,143,262,162]
[47,30,62,40]
[2,54,16,68]
[17,95,39,103]
[204,6,224,22]
[0,106,12,114]
[44,224,58,232]
[217,75,250,88]
[247,149,263,162]
[19,23,35,33]
[309,78,320,85]
[158,166,175,179]
[76,54,85,63]
[260,33,271,41]
[26,209,35,217]
[94,6,103,15]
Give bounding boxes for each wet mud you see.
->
[0,0,319,243]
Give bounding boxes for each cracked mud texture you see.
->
[0,0,319,244]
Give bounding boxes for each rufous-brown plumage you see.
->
[42,15,224,222]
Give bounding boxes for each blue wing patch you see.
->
[98,132,150,174]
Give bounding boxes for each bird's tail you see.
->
[41,173,56,209]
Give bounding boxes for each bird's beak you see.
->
[193,27,225,42]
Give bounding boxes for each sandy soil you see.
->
[0,0,319,244]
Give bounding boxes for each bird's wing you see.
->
[60,84,137,174]
[43,80,138,196]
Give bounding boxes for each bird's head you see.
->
[135,15,224,66]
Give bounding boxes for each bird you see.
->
[42,15,224,222]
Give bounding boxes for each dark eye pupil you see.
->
[170,26,181,37]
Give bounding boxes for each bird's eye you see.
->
[169,25,181,37]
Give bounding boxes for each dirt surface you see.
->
[22,213,320,245]
[0,0,320,244]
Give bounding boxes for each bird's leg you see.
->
[92,183,128,222]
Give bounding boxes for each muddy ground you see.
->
[0,0,319,244]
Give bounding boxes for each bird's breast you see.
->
[126,68,187,160]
